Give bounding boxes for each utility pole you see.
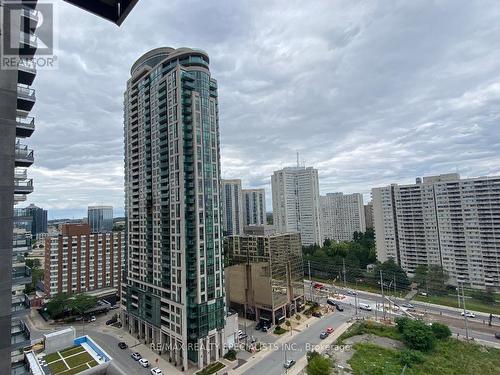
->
[355,294,358,316]
[457,287,461,309]
[380,270,386,320]
[461,282,469,340]
[393,274,397,296]
[308,260,314,302]
[342,259,347,288]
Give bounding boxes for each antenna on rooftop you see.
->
[296,151,300,167]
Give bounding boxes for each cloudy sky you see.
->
[26,0,500,219]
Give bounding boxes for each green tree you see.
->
[25,258,41,269]
[45,293,70,319]
[307,351,332,375]
[431,322,451,340]
[426,265,449,295]
[400,320,436,352]
[70,294,98,316]
[413,265,428,287]
[374,259,410,290]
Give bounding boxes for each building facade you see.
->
[364,201,373,229]
[225,233,304,324]
[25,203,47,238]
[242,188,266,227]
[372,174,500,290]
[320,192,366,242]
[122,48,225,370]
[87,205,113,233]
[271,166,322,246]
[221,179,243,236]
[43,224,124,297]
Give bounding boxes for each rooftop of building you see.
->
[63,0,139,26]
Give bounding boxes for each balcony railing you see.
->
[14,178,33,194]
[12,294,30,316]
[15,143,34,166]
[18,58,36,74]
[14,169,27,180]
[21,7,39,22]
[17,85,36,101]
[19,31,37,48]
[16,116,35,137]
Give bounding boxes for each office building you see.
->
[364,201,373,229]
[225,233,304,324]
[122,47,225,370]
[372,173,500,290]
[43,224,124,297]
[320,192,366,242]
[221,179,243,235]
[242,188,266,226]
[25,203,47,238]
[271,166,322,246]
[243,225,275,236]
[87,205,113,233]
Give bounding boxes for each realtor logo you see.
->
[1,0,58,69]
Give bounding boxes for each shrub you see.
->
[395,317,411,333]
[274,325,287,335]
[306,352,332,375]
[295,314,301,321]
[400,349,424,368]
[401,320,435,352]
[285,320,291,327]
[431,322,452,340]
[223,349,237,361]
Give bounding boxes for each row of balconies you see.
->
[11,319,31,351]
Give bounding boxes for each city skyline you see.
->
[22,0,500,219]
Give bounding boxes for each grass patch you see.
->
[45,352,61,363]
[58,363,91,375]
[60,346,85,358]
[48,359,68,374]
[336,321,402,344]
[349,343,402,375]
[274,326,287,335]
[65,352,95,368]
[414,294,500,315]
[196,361,225,375]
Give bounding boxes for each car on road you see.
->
[109,305,119,309]
[255,322,262,330]
[495,332,500,340]
[320,332,328,339]
[139,358,150,368]
[327,298,337,306]
[237,329,243,336]
[262,325,270,332]
[239,333,248,340]
[312,311,322,318]
[284,359,296,369]
[313,282,323,289]
[106,317,118,325]
[131,352,141,360]
[402,302,414,309]
[346,290,358,296]
[359,303,372,311]
[118,342,128,349]
[461,311,476,318]
[150,367,163,375]
[335,304,344,312]
[326,327,334,334]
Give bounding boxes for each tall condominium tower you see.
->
[25,203,47,237]
[372,173,500,290]
[364,201,374,229]
[320,192,366,242]
[122,47,225,370]
[271,166,322,246]
[221,179,243,235]
[242,188,266,226]
[87,205,113,232]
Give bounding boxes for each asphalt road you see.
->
[242,307,356,375]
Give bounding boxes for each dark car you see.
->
[335,304,344,312]
[320,332,328,339]
[118,342,128,349]
[106,317,118,325]
[495,332,500,340]
[262,325,270,332]
[255,322,262,330]
[312,312,322,318]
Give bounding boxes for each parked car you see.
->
[320,332,328,339]
[239,333,248,340]
[109,305,119,310]
[420,292,428,296]
[255,322,262,330]
[262,325,269,332]
[495,332,500,340]
[150,367,163,375]
[326,327,334,334]
[131,352,141,360]
[359,303,372,311]
[118,342,128,349]
[335,304,344,312]
[312,311,322,318]
[313,282,323,289]
[237,329,243,336]
[284,359,296,369]
[106,317,118,325]
[461,311,476,318]
[139,358,150,368]
[86,315,96,322]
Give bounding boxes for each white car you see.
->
[237,329,243,336]
[359,303,372,311]
[150,367,163,375]
[461,311,476,318]
[139,358,150,368]
[89,316,96,322]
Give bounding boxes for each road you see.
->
[242,306,359,375]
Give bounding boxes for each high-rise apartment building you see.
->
[373,173,500,290]
[364,201,373,229]
[242,188,266,226]
[25,203,47,238]
[0,0,38,369]
[221,179,243,235]
[320,192,366,242]
[44,224,124,297]
[271,166,322,246]
[87,205,113,232]
[225,233,304,324]
[122,47,225,370]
